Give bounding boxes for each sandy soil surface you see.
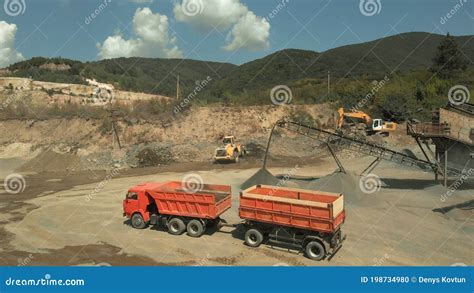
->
[0,154,472,266]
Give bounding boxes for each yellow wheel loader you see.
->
[214,136,246,163]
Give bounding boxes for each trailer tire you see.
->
[187,219,205,237]
[168,218,186,235]
[245,229,263,247]
[131,213,147,229]
[305,241,325,261]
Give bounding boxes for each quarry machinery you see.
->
[252,120,462,188]
[214,135,246,163]
[336,107,397,136]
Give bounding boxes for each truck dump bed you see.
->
[239,185,344,233]
[146,181,232,219]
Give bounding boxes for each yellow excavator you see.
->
[214,136,246,163]
[336,107,397,136]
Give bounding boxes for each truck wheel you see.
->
[305,241,325,261]
[187,219,205,237]
[131,213,147,229]
[168,218,186,235]
[245,229,263,247]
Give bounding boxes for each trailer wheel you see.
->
[168,218,186,235]
[305,241,325,261]
[187,219,205,237]
[244,229,263,247]
[131,213,147,229]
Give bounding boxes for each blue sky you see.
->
[0,0,472,66]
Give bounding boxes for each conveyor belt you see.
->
[277,120,462,176]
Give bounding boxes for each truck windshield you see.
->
[223,138,232,144]
[126,192,138,200]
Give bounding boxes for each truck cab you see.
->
[123,183,161,228]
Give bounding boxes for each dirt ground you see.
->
[0,152,472,266]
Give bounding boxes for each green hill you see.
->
[5,57,237,98]
[213,32,474,93]
[3,32,473,99]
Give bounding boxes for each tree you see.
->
[430,33,468,79]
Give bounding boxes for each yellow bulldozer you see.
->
[214,136,246,163]
[336,107,397,136]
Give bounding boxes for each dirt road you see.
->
[0,154,472,266]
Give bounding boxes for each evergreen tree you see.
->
[431,33,467,79]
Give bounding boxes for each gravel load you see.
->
[240,168,280,190]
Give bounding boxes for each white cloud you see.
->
[174,0,247,30]
[0,21,25,68]
[224,11,270,51]
[173,0,270,51]
[97,8,182,60]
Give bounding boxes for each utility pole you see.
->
[109,108,122,149]
[327,70,330,95]
[176,73,180,102]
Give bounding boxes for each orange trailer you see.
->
[239,185,345,260]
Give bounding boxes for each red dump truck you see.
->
[123,182,345,260]
[123,181,232,237]
[239,185,345,260]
